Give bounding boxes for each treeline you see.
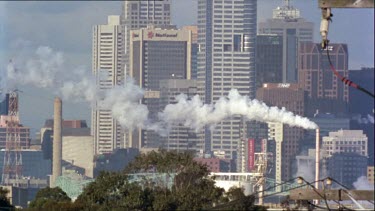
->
[10,150,268,210]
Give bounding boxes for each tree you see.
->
[76,150,266,210]
[0,187,14,210]
[28,187,71,209]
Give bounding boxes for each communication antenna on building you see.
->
[1,90,23,186]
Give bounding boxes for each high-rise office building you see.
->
[182,26,198,79]
[298,42,349,115]
[322,130,368,157]
[327,152,367,189]
[256,34,283,88]
[121,0,171,76]
[129,27,192,148]
[0,94,9,115]
[257,83,306,181]
[349,67,374,115]
[92,16,124,155]
[197,0,257,159]
[258,2,314,83]
[159,79,203,153]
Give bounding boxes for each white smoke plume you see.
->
[159,89,318,130]
[2,45,318,133]
[6,46,64,89]
[99,80,149,130]
[352,114,375,124]
[353,176,374,190]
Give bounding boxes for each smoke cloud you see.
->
[352,114,375,124]
[353,176,374,190]
[2,45,318,133]
[159,89,318,130]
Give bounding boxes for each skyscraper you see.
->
[256,83,306,181]
[92,16,124,155]
[197,0,257,159]
[298,42,349,115]
[0,94,9,115]
[182,25,198,79]
[129,27,192,148]
[159,79,203,153]
[258,1,314,83]
[256,34,283,88]
[121,0,171,77]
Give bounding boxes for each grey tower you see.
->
[197,0,257,159]
[258,1,314,83]
[51,97,62,187]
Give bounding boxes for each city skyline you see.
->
[0,0,373,207]
[0,1,373,135]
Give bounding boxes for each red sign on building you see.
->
[248,139,255,171]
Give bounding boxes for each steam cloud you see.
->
[159,90,318,130]
[1,45,318,133]
[353,176,374,190]
[352,114,375,124]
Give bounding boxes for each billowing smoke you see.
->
[353,176,374,190]
[99,81,149,130]
[6,46,64,89]
[2,45,318,133]
[352,114,375,124]
[159,89,318,130]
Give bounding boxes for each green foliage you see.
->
[28,187,71,209]
[0,187,14,210]
[32,150,267,210]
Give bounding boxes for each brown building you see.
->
[368,166,374,184]
[194,157,232,172]
[298,42,349,115]
[256,83,306,181]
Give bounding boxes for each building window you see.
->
[223,44,232,52]
[233,35,241,52]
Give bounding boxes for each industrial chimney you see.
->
[51,97,62,187]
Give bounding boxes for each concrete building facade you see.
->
[368,166,374,184]
[121,0,171,76]
[258,3,314,83]
[129,27,192,148]
[159,79,203,153]
[257,83,306,181]
[322,130,368,157]
[62,136,94,178]
[327,152,368,189]
[197,0,257,159]
[256,34,283,88]
[0,94,9,115]
[298,42,349,115]
[92,16,125,155]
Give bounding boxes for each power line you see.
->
[326,44,374,99]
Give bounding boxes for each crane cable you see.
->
[326,44,375,98]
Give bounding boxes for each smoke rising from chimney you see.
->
[1,45,318,133]
[159,89,318,130]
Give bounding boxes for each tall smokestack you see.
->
[315,128,320,204]
[51,97,62,187]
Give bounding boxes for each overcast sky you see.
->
[0,0,373,137]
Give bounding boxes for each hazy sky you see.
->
[0,0,373,137]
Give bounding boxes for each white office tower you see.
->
[197,0,257,159]
[121,0,171,77]
[92,16,124,155]
[322,130,368,157]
